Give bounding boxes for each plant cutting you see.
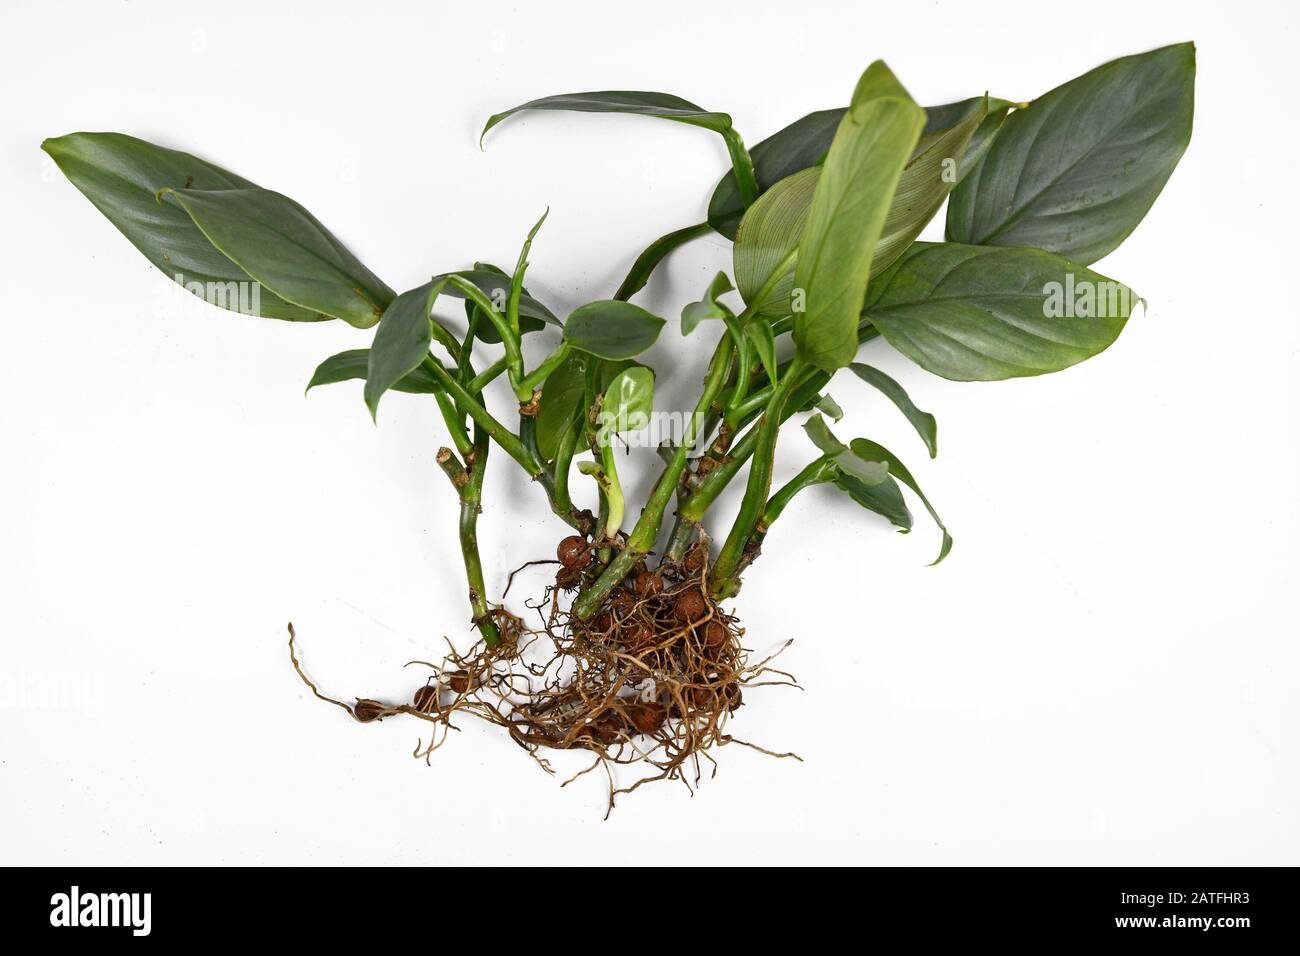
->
[44,43,1194,809]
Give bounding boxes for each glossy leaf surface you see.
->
[42,132,325,322]
[161,187,395,329]
[864,243,1135,381]
[946,43,1195,263]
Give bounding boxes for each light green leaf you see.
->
[850,438,951,564]
[745,320,778,386]
[849,363,937,457]
[733,167,817,317]
[535,353,638,459]
[602,366,655,433]
[681,271,735,335]
[864,242,1136,381]
[812,393,843,422]
[159,186,395,329]
[732,96,1004,317]
[41,132,326,322]
[872,96,988,277]
[709,96,1011,239]
[564,300,665,359]
[946,43,1195,264]
[803,414,889,485]
[793,62,926,372]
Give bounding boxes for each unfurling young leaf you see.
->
[709,96,1011,239]
[792,62,926,372]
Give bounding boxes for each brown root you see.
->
[286,542,799,815]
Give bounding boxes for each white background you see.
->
[2,0,1297,865]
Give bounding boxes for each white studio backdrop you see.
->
[1,0,1297,865]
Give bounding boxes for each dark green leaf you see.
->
[710,110,844,238]
[482,91,732,145]
[681,271,735,335]
[834,472,913,531]
[535,352,588,460]
[946,43,1195,264]
[440,267,559,343]
[535,353,639,459]
[793,62,926,372]
[864,242,1136,381]
[306,349,441,394]
[850,438,950,564]
[160,187,395,329]
[365,280,447,420]
[849,363,937,457]
[563,300,665,359]
[615,222,711,301]
[954,101,1016,185]
[41,132,325,322]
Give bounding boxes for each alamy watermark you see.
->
[594,409,707,450]
[154,272,262,318]
[1041,272,1131,318]
[50,886,151,936]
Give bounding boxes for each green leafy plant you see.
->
[44,43,1194,804]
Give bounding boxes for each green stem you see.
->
[723,315,752,416]
[457,429,501,647]
[434,391,474,458]
[421,357,542,478]
[682,325,882,528]
[762,456,834,528]
[518,341,571,393]
[572,333,735,618]
[599,439,625,540]
[467,355,509,394]
[710,356,806,595]
[722,128,760,207]
[551,414,581,517]
[442,275,528,400]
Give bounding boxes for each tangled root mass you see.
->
[289,538,799,813]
